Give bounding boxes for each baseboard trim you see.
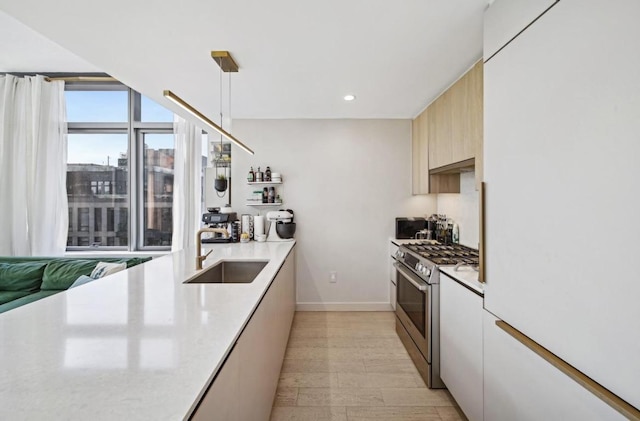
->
[296,302,393,312]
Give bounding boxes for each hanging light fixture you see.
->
[163,51,254,155]
[213,55,230,195]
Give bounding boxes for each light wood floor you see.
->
[270,311,467,421]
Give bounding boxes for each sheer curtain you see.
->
[171,115,203,252]
[0,75,68,256]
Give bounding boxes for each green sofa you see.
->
[0,256,151,314]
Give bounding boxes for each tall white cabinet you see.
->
[484,0,640,413]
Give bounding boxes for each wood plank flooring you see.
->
[270,311,467,421]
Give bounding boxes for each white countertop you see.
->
[0,241,296,420]
[440,266,484,296]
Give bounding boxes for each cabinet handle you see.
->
[479,182,486,283]
[496,320,640,420]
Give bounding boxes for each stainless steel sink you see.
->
[185,261,268,284]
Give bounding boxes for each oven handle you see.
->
[394,262,428,291]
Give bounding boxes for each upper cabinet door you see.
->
[451,61,483,164]
[484,0,558,61]
[412,111,430,195]
[411,118,422,194]
[428,92,452,169]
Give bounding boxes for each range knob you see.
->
[395,250,404,259]
[424,267,431,276]
[416,263,423,272]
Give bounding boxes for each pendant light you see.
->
[213,60,229,195]
[163,51,254,155]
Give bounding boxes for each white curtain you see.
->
[0,75,68,256]
[171,115,203,252]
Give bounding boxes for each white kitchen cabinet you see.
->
[484,0,640,409]
[483,311,625,421]
[484,0,558,60]
[440,273,483,421]
[191,249,296,421]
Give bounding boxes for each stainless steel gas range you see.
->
[393,242,479,388]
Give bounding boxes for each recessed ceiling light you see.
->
[343,94,356,101]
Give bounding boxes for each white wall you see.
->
[230,119,437,310]
[436,171,479,248]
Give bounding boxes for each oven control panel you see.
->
[397,247,434,282]
[415,263,431,277]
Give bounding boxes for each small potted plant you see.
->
[214,174,228,192]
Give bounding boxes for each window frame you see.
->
[65,81,174,252]
[136,128,175,251]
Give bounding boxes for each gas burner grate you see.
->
[405,243,479,266]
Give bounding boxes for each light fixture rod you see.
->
[163,90,254,155]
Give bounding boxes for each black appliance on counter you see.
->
[202,212,238,243]
[395,217,427,239]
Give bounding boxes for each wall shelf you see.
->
[245,202,283,207]
[247,181,282,185]
[247,173,284,207]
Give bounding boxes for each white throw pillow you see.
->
[90,261,127,279]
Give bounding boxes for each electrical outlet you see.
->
[329,271,337,283]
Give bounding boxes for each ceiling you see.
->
[0,1,485,120]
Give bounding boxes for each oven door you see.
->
[394,262,430,360]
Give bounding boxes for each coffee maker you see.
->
[202,209,238,243]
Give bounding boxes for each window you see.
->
[142,133,174,246]
[94,208,102,231]
[141,95,173,122]
[107,208,115,232]
[78,208,89,232]
[117,208,128,246]
[65,83,208,251]
[65,90,128,122]
[67,132,128,247]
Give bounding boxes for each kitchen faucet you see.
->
[196,227,229,270]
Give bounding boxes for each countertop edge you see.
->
[440,267,484,296]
